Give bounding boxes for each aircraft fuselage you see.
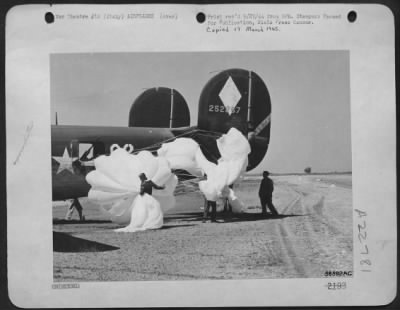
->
[51,125,176,200]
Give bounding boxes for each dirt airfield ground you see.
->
[53,174,353,281]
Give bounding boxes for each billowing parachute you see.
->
[86,146,177,228]
[86,128,251,231]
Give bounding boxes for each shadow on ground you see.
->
[53,219,111,225]
[161,224,197,229]
[165,212,305,223]
[53,231,119,253]
[222,213,304,223]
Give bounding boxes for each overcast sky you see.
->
[50,51,351,174]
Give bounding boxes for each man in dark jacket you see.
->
[258,171,279,216]
[139,173,165,196]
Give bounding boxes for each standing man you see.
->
[258,171,279,216]
[203,199,217,223]
[200,173,217,223]
[65,198,85,221]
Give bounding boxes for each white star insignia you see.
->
[53,147,76,174]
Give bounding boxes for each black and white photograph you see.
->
[6,4,396,307]
[51,51,353,281]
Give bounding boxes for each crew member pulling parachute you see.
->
[86,68,271,231]
[86,128,250,231]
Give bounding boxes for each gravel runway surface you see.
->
[53,174,352,281]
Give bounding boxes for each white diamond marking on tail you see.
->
[218,76,242,115]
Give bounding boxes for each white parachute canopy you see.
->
[157,138,203,177]
[86,146,177,226]
[158,128,251,192]
[198,128,251,202]
[86,127,251,230]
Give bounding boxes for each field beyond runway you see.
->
[53,174,353,281]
